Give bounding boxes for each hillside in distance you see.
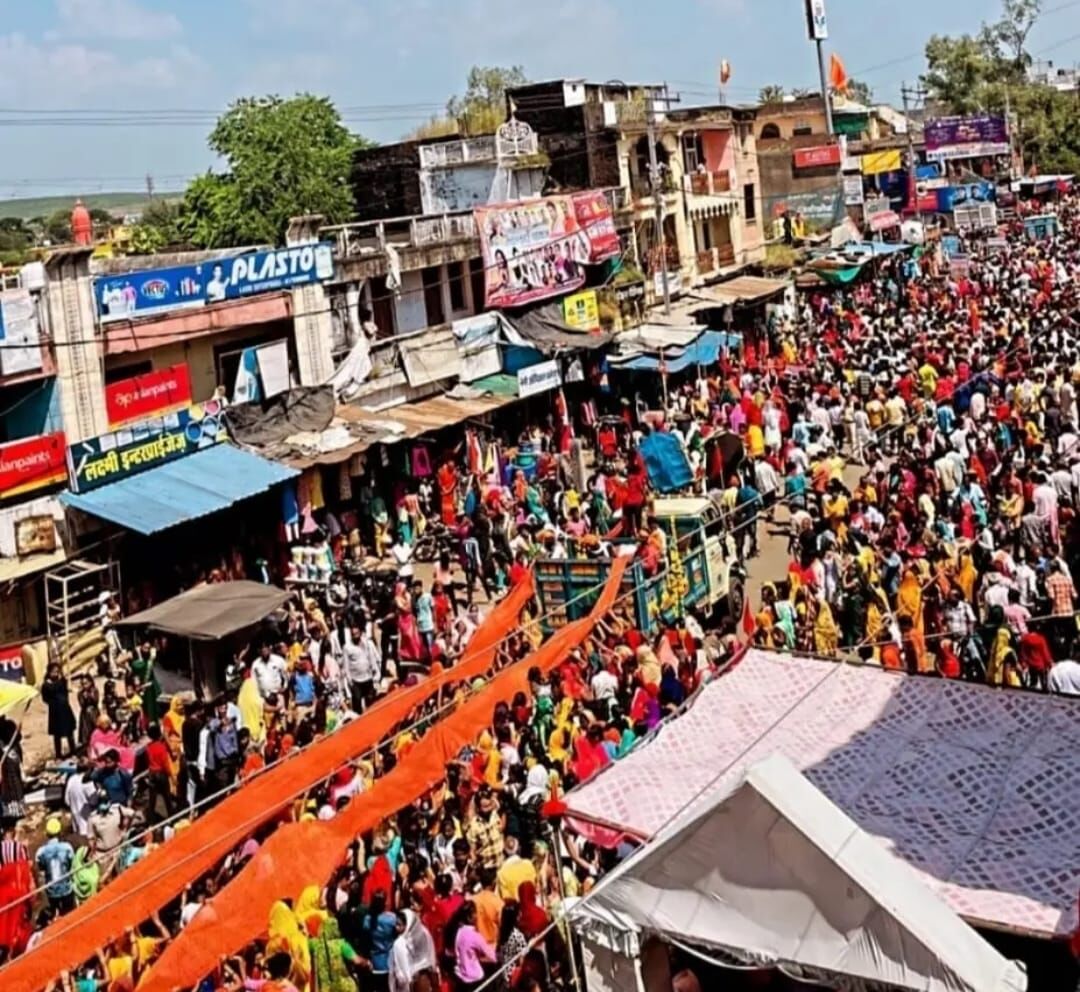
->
[0,192,154,220]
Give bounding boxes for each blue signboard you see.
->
[935,182,995,213]
[94,242,335,323]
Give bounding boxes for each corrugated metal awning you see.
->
[698,276,791,305]
[338,389,518,440]
[60,445,298,536]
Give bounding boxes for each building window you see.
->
[447,261,466,312]
[760,122,781,140]
[682,132,705,174]
[792,119,813,136]
[743,183,757,222]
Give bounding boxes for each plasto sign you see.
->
[94,243,335,323]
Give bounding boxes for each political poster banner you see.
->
[476,192,620,308]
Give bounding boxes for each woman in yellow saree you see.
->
[813,599,839,656]
[956,551,978,604]
[895,568,924,634]
[267,899,311,988]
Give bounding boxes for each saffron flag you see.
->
[829,53,850,95]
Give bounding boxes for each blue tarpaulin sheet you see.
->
[61,444,298,535]
[639,433,693,494]
[612,330,733,373]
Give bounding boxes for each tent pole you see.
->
[552,824,585,991]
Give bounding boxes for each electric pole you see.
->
[646,84,680,315]
[145,173,155,201]
[901,82,927,224]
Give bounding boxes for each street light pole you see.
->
[816,39,835,135]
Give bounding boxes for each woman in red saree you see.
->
[0,828,32,960]
[436,460,458,526]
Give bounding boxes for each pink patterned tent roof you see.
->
[567,649,1080,937]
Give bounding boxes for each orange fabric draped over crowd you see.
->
[138,559,626,992]
[0,575,536,992]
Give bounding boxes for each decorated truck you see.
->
[535,496,745,633]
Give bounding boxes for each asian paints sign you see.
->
[94,243,335,323]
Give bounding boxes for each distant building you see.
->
[1028,60,1080,92]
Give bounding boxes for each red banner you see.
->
[0,433,67,499]
[0,646,24,683]
[106,363,192,426]
[793,144,841,169]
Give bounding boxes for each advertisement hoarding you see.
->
[106,363,193,427]
[476,192,620,309]
[67,400,227,494]
[0,290,43,376]
[805,0,828,39]
[924,115,1009,161]
[0,433,68,500]
[94,243,336,324]
[860,149,903,176]
[563,291,600,331]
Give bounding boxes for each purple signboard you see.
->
[925,115,1008,157]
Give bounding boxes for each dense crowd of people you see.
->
[0,190,1077,992]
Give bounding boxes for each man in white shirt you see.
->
[251,643,287,700]
[64,765,99,836]
[590,665,619,718]
[343,624,381,713]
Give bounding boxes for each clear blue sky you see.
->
[0,0,1076,198]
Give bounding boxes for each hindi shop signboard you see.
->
[106,363,193,427]
[476,191,620,309]
[94,243,336,324]
[0,433,68,500]
[67,399,228,494]
[924,115,1009,161]
[517,360,562,399]
[793,144,841,170]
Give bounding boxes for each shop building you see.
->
[507,80,766,303]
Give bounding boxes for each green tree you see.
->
[0,217,30,253]
[758,85,786,104]
[983,0,1040,72]
[42,208,72,245]
[127,198,184,254]
[447,65,527,135]
[179,94,366,248]
[845,79,874,105]
[922,0,1080,174]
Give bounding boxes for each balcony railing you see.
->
[717,243,737,267]
[322,210,478,259]
[685,170,734,196]
[695,245,738,277]
[419,137,498,168]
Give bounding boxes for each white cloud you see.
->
[0,33,203,100]
[240,0,371,37]
[55,0,182,41]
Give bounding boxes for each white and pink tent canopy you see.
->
[567,649,1080,939]
[569,754,1028,992]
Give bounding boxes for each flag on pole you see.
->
[829,53,850,95]
[739,596,757,643]
[719,59,732,85]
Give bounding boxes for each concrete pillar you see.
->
[286,214,335,386]
[44,247,108,443]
